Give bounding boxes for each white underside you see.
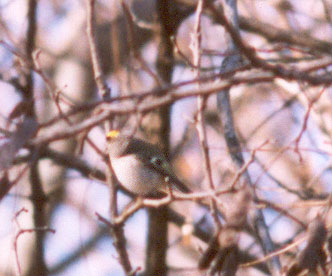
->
[111,155,166,195]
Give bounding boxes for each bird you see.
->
[106,130,190,197]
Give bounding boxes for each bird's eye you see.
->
[151,156,163,167]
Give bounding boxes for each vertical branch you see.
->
[191,0,221,228]
[214,0,281,274]
[86,0,132,274]
[23,0,37,114]
[86,0,111,102]
[26,159,48,276]
[120,0,161,85]
[23,1,49,275]
[145,1,178,275]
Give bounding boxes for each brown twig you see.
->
[86,0,132,274]
[213,0,282,273]
[191,0,221,231]
[294,86,326,162]
[208,2,332,86]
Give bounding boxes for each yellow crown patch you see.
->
[106,130,120,140]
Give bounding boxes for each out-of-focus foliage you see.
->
[0,0,332,275]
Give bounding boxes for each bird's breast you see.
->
[110,155,165,196]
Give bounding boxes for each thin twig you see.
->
[213,0,281,273]
[191,0,221,229]
[86,0,132,274]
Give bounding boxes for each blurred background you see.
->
[1,0,332,275]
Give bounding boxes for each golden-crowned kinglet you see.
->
[106,131,190,196]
